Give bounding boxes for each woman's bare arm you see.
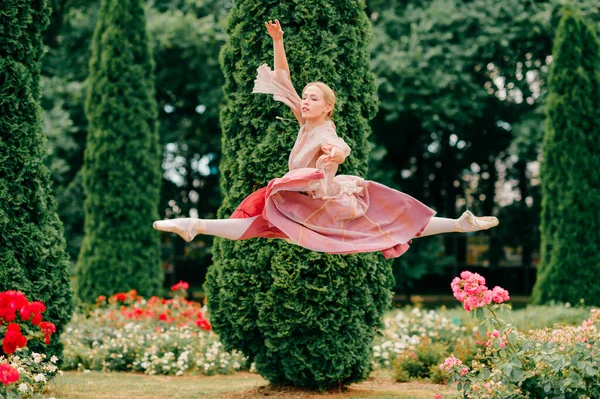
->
[265,20,291,80]
[265,19,303,124]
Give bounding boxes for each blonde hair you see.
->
[302,82,336,119]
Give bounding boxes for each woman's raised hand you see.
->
[320,144,344,165]
[265,19,284,41]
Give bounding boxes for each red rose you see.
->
[171,281,190,292]
[2,323,27,355]
[114,293,127,302]
[26,301,46,326]
[39,321,56,345]
[0,291,28,323]
[0,363,19,385]
[195,318,211,331]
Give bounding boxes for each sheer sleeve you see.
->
[252,64,302,120]
[320,124,351,163]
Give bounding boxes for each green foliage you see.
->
[531,8,600,306]
[392,337,446,382]
[368,0,545,216]
[76,0,163,302]
[0,0,74,359]
[367,0,599,274]
[205,0,392,390]
[392,335,477,384]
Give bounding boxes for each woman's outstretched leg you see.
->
[418,211,499,238]
[153,216,259,242]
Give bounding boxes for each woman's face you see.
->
[301,86,330,120]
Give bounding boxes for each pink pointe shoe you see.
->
[152,219,206,242]
[454,210,499,233]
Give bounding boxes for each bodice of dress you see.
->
[253,64,363,199]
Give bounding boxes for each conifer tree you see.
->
[0,0,73,358]
[204,1,393,389]
[531,8,600,305]
[76,0,162,302]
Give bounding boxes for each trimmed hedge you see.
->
[0,0,74,359]
[531,8,600,305]
[204,0,394,390]
[76,0,162,302]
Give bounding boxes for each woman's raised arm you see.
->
[265,20,291,80]
[263,19,303,125]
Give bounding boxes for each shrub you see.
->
[393,337,445,382]
[392,335,478,384]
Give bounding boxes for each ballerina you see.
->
[153,20,498,259]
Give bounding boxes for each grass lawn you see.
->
[49,370,454,399]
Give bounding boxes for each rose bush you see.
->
[0,291,59,398]
[439,271,599,399]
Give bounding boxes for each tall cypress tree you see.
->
[76,0,162,302]
[0,0,73,358]
[531,8,600,305]
[204,1,393,390]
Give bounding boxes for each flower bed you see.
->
[373,307,471,370]
[61,278,597,389]
[62,282,248,376]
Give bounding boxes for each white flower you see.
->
[34,373,47,382]
[44,364,58,373]
[18,383,29,392]
[50,356,59,363]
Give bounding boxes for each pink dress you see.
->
[230,65,436,259]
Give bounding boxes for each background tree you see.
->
[150,0,230,286]
[204,0,393,390]
[366,0,599,292]
[76,0,162,301]
[530,8,600,305]
[41,0,229,287]
[0,0,73,359]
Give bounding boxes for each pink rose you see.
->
[491,286,510,303]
